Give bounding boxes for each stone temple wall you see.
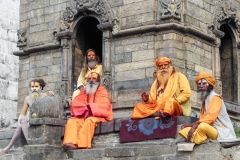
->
[15,0,240,119]
[0,0,19,128]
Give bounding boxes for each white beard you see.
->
[86,82,100,94]
[197,89,209,102]
[156,65,173,88]
[29,91,40,106]
[88,60,97,69]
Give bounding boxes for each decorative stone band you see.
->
[13,43,61,57]
[113,23,216,43]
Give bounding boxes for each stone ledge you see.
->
[29,118,67,126]
[0,130,15,140]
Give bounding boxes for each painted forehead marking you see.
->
[31,82,40,86]
[88,73,98,79]
[87,51,95,56]
[197,79,208,83]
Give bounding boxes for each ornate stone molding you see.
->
[209,0,240,37]
[61,0,113,31]
[113,23,216,43]
[17,29,27,47]
[13,43,61,56]
[159,0,182,21]
[112,19,119,34]
[102,73,112,90]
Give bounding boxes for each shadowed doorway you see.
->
[219,24,237,102]
[73,17,103,86]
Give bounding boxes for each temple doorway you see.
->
[219,24,237,102]
[73,17,103,85]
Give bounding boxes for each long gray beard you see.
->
[29,91,40,106]
[88,60,97,69]
[86,82,100,95]
[197,89,210,102]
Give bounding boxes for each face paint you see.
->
[158,62,170,70]
[197,79,209,90]
[87,72,98,83]
[31,82,41,92]
[87,51,96,60]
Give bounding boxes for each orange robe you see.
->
[63,86,112,148]
[131,72,191,118]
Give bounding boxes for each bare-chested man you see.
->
[0,78,54,154]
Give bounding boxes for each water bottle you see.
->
[73,82,77,91]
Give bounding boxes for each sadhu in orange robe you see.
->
[63,86,113,149]
[131,71,191,118]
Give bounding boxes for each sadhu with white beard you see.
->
[131,57,191,119]
[62,72,112,150]
[72,49,102,100]
[0,79,54,154]
[179,72,236,144]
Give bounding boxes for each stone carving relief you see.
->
[159,0,182,21]
[17,29,27,47]
[112,19,119,34]
[61,0,113,31]
[209,0,240,37]
[102,74,111,90]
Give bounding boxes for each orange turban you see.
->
[195,72,216,86]
[155,57,172,67]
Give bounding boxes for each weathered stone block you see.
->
[108,0,123,7]
[48,65,61,75]
[105,145,175,157]
[30,96,62,119]
[123,42,149,53]
[114,78,151,90]
[121,1,154,17]
[30,59,53,69]
[68,148,105,159]
[28,125,64,145]
[132,50,154,62]
[195,64,212,74]
[114,52,132,64]
[23,145,67,160]
[115,60,154,72]
[29,67,48,78]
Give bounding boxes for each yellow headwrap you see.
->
[155,57,172,67]
[195,72,216,86]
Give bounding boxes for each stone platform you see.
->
[0,116,240,160]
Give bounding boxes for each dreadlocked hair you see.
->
[30,79,46,90]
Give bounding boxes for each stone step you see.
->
[64,142,239,160]
[1,138,240,160]
[0,147,24,160]
[0,130,14,148]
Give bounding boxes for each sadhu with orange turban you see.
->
[195,72,216,86]
[131,57,192,119]
[178,72,236,145]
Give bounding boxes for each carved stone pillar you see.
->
[55,30,73,117]
[213,38,222,96]
[101,30,112,90]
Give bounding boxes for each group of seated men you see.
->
[62,50,237,150]
[0,49,237,154]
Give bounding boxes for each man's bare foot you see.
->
[62,143,77,151]
[0,149,8,154]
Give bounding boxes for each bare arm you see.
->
[20,96,29,115]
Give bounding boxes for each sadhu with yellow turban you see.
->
[178,72,236,145]
[131,57,192,119]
